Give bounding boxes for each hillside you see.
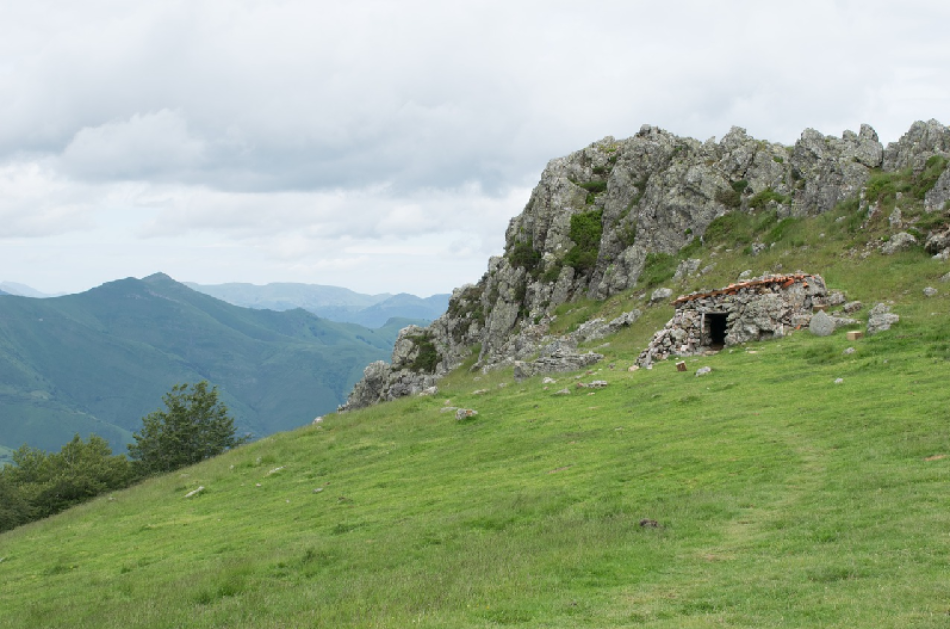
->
[0,273,406,458]
[0,235,949,627]
[1,120,949,627]
[185,281,450,328]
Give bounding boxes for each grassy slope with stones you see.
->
[1,204,950,628]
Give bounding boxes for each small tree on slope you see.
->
[129,381,247,476]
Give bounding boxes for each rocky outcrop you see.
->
[342,120,949,411]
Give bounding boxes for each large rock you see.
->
[867,303,900,335]
[880,232,918,255]
[809,310,835,337]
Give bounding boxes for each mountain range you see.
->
[0,273,421,461]
[184,282,450,328]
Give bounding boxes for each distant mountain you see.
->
[0,273,409,456]
[185,281,449,328]
[0,282,57,298]
[344,293,451,328]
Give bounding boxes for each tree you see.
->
[0,471,31,532]
[1,434,132,529]
[129,381,247,476]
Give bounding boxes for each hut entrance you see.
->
[705,313,728,350]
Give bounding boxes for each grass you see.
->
[3,214,950,627]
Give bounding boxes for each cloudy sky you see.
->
[1,1,947,297]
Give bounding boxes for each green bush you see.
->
[749,188,790,209]
[1,434,133,530]
[509,239,541,275]
[407,334,439,374]
[576,180,608,194]
[562,209,603,274]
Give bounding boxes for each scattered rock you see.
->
[738,270,753,280]
[831,315,860,329]
[513,349,604,381]
[472,389,489,395]
[867,303,900,335]
[674,258,703,280]
[184,486,205,499]
[842,300,863,314]
[809,309,835,337]
[542,377,557,384]
[834,378,844,384]
[843,347,856,355]
[923,286,938,297]
[925,225,950,255]
[940,272,950,283]
[313,487,324,493]
[554,388,572,395]
[639,518,659,528]
[440,406,459,413]
[266,466,284,476]
[695,366,712,377]
[419,386,439,396]
[650,287,673,303]
[880,232,918,255]
[312,416,324,425]
[627,365,639,372]
[455,408,479,421]
[826,291,847,306]
[888,207,903,228]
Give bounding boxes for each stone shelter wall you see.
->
[637,274,827,366]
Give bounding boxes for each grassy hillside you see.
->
[1,211,949,627]
[0,274,405,457]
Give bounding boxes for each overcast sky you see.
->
[1,0,947,297]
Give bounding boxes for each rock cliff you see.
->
[341,120,950,411]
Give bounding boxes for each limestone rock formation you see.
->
[341,120,949,411]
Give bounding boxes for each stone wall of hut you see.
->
[637,274,827,366]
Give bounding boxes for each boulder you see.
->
[867,303,900,335]
[880,232,918,255]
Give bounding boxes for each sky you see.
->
[1,1,948,298]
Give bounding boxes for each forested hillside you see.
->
[0,273,409,459]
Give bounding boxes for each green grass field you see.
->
[2,215,950,627]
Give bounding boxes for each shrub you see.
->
[562,209,603,274]
[509,239,541,275]
[129,382,248,476]
[749,188,790,209]
[407,334,439,374]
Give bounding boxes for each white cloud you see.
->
[59,110,205,181]
[0,161,95,237]
[0,0,948,294]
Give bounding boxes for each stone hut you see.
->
[637,273,827,366]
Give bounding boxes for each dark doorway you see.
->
[706,313,728,350]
